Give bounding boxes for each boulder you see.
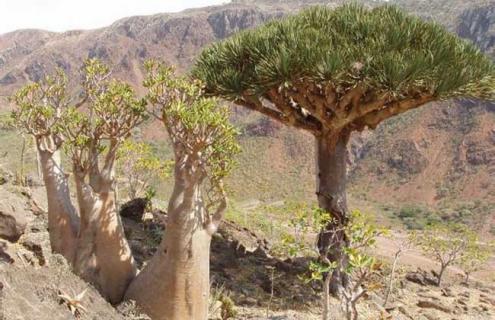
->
[120,198,150,222]
[405,269,438,286]
[417,300,453,314]
[0,189,30,242]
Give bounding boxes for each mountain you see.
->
[0,0,494,234]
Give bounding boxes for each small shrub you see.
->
[209,284,237,320]
[410,223,476,286]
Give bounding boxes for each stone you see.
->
[441,288,454,297]
[119,198,150,222]
[0,189,30,242]
[252,246,268,259]
[406,270,437,286]
[417,300,452,314]
[238,296,257,306]
[398,305,414,319]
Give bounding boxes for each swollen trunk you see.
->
[74,178,137,304]
[316,132,351,296]
[125,178,211,320]
[38,148,79,262]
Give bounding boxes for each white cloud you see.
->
[0,0,230,34]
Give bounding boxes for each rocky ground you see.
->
[0,175,494,320]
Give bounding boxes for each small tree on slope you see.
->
[60,59,146,303]
[411,223,475,286]
[193,4,495,295]
[11,70,81,262]
[457,240,493,284]
[11,59,147,303]
[125,61,240,320]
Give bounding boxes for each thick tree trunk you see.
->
[38,148,79,262]
[73,175,137,304]
[316,131,351,297]
[125,174,211,320]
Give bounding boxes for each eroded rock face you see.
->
[24,61,45,82]
[0,189,29,242]
[457,4,495,54]
[465,140,495,166]
[387,139,428,176]
[0,72,16,85]
[207,7,279,39]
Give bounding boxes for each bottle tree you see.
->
[11,71,81,262]
[11,59,147,303]
[61,59,146,303]
[125,61,239,320]
[193,4,495,295]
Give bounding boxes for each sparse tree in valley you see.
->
[125,60,240,320]
[411,223,475,286]
[457,238,493,284]
[193,4,495,295]
[383,236,412,307]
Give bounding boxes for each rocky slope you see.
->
[0,176,494,320]
[0,0,494,233]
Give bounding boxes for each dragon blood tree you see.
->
[193,4,495,295]
[125,61,239,320]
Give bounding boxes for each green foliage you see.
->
[219,294,237,320]
[271,206,386,296]
[411,223,473,258]
[209,284,237,320]
[143,60,240,205]
[307,210,386,283]
[300,209,386,319]
[437,201,494,230]
[272,206,310,257]
[457,240,493,282]
[194,4,495,101]
[410,222,477,284]
[117,140,172,199]
[10,69,68,138]
[394,204,439,230]
[61,59,147,173]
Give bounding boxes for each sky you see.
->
[0,0,230,35]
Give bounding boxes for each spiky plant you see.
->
[193,4,495,296]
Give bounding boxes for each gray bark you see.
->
[316,131,351,297]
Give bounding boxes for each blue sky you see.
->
[0,0,230,34]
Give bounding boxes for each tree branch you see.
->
[236,94,322,134]
[359,95,435,130]
[338,84,366,115]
